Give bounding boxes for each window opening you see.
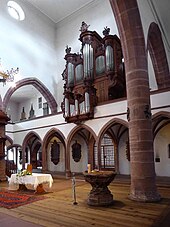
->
[43,102,49,115]
[7,1,25,21]
[94,134,115,169]
[38,97,42,109]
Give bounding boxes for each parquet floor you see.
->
[0,176,170,227]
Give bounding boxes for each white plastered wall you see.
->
[118,132,130,175]
[137,0,170,91]
[154,124,170,176]
[55,0,118,110]
[0,0,56,99]
[47,142,65,172]
[70,136,88,173]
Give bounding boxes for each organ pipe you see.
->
[65,98,69,117]
[75,99,79,115]
[83,44,93,78]
[106,46,114,71]
[68,63,74,86]
[85,92,90,112]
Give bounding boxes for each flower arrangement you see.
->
[16,169,32,177]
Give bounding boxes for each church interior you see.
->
[0,0,170,226]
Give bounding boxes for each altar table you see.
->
[9,173,53,193]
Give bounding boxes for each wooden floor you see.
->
[0,175,170,227]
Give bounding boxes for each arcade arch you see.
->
[147,22,170,89]
[152,111,170,177]
[97,118,129,174]
[3,78,58,114]
[22,131,42,170]
[42,128,66,173]
[67,125,97,176]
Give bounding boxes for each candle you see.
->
[87,164,91,173]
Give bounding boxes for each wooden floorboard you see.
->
[0,177,170,227]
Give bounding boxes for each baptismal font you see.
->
[83,165,116,206]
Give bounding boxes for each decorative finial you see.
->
[65,45,71,54]
[79,21,90,33]
[103,26,110,36]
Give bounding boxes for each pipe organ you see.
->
[61,22,126,123]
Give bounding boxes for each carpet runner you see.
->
[0,190,46,209]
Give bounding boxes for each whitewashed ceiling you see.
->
[26,0,170,49]
[27,0,95,23]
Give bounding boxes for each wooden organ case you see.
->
[61,22,126,124]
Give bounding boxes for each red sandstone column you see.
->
[0,110,10,181]
[110,0,160,201]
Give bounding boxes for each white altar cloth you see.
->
[9,173,53,190]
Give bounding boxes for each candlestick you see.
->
[87,164,91,173]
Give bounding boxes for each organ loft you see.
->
[61,22,126,124]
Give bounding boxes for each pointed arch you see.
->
[3,77,58,114]
[98,118,128,143]
[42,128,66,172]
[22,131,42,146]
[152,111,170,139]
[67,125,97,144]
[147,22,170,89]
[7,144,21,151]
[22,131,42,169]
[97,118,128,172]
[5,135,13,146]
[66,125,97,175]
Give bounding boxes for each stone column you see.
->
[0,110,10,181]
[65,144,71,178]
[109,0,160,201]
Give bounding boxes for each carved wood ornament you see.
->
[61,22,126,124]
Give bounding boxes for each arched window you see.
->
[94,134,115,170]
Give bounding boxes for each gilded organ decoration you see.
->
[61,22,126,123]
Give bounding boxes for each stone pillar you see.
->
[0,110,10,181]
[65,144,71,178]
[109,0,160,201]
